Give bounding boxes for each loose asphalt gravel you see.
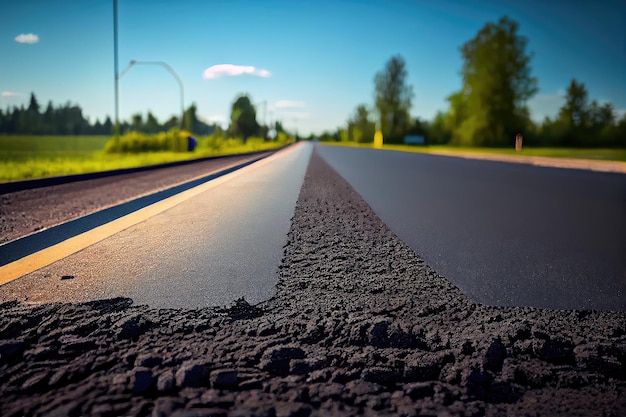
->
[0,148,625,417]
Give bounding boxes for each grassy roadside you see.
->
[0,135,289,182]
[323,141,626,162]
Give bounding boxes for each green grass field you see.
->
[324,141,626,162]
[0,135,289,182]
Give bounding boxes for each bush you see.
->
[276,132,293,144]
[105,128,193,153]
[206,133,224,151]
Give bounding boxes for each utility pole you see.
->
[113,0,120,143]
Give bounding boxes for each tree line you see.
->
[0,93,218,136]
[0,94,111,135]
[329,16,625,148]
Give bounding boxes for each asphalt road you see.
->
[0,143,312,309]
[317,145,626,311]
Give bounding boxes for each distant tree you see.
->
[25,93,42,134]
[318,131,334,142]
[348,104,375,143]
[103,116,114,135]
[559,79,589,128]
[42,101,55,134]
[182,103,215,135]
[551,79,625,147]
[6,107,19,133]
[451,16,538,146]
[557,79,589,147]
[183,104,196,132]
[131,113,143,132]
[16,105,27,133]
[163,116,180,131]
[144,111,161,133]
[374,55,414,143]
[92,119,103,135]
[407,116,429,138]
[427,111,452,144]
[28,93,40,113]
[229,94,258,143]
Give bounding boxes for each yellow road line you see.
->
[0,144,301,285]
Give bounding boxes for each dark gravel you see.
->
[1,149,625,416]
[0,152,272,245]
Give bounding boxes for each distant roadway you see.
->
[317,145,626,311]
[1,142,624,311]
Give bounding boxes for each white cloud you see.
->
[527,92,566,122]
[202,64,271,80]
[275,111,312,119]
[1,91,22,97]
[205,114,228,127]
[614,108,626,120]
[14,33,39,44]
[274,100,306,109]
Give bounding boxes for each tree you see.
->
[103,117,114,135]
[42,101,55,134]
[131,113,143,132]
[452,16,538,146]
[558,78,589,138]
[559,79,589,127]
[163,116,180,131]
[555,80,624,146]
[427,111,452,145]
[26,93,42,133]
[182,103,215,135]
[183,104,196,132]
[374,55,414,143]
[407,117,429,137]
[142,111,160,133]
[348,104,375,143]
[229,94,258,143]
[28,93,40,114]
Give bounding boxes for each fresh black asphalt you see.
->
[317,145,626,311]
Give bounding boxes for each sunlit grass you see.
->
[323,141,626,162]
[0,135,289,182]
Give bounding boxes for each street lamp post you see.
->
[118,60,185,130]
[113,0,120,143]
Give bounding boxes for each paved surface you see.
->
[427,150,626,173]
[0,151,274,245]
[317,144,626,311]
[3,148,625,417]
[0,143,312,308]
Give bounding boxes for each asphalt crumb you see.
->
[0,148,625,417]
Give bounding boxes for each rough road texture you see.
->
[1,149,625,417]
[0,151,272,245]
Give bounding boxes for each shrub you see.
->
[105,128,193,153]
[206,133,224,151]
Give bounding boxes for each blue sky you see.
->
[1,0,625,135]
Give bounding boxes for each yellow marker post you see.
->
[374,130,383,149]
